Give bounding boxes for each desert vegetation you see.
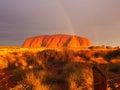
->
[0,47,120,90]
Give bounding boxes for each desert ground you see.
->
[0,46,120,90]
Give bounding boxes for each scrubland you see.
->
[0,46,120,90]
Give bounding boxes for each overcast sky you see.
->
[0,0,120,46]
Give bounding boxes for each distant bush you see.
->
[104,49,120,61]
[89,45,110,49]
[37,49,74,70]
[89,46,103,49]
[13,68,25,80]
[93,52,104,58]
[106,46,113,49]
[8,61,17,70]
[108,63,120,73]
[76,52,90,60]
[22,52,35,64]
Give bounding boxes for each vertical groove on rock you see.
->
[47,36,54,47]
[29,37,35,47]
[63,36,72,47]
[57,36,62,47]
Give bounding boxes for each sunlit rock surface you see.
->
[23,34,91,47]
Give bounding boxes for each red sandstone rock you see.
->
[22,34,91,47]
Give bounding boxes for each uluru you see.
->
[23,34,91,47]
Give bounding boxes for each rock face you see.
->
[23,34,91,47]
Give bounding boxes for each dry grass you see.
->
[0,46,119,90]
[24,71,49,90]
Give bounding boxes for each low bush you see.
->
[64,62,85,89]
[108,63,120,73]
[24,71,50,90]
[104,49,120,61]
[13,68,25,80]
[76,52,90,60]
[8,62,16,70]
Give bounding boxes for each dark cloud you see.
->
[0,0,120,46]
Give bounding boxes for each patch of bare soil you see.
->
[107,72,120,89]
[0,69,21,90]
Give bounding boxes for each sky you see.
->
[0,0,120,46]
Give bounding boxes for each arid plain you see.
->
[0,46,120,90]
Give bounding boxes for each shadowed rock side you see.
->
[23,34,91,47]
